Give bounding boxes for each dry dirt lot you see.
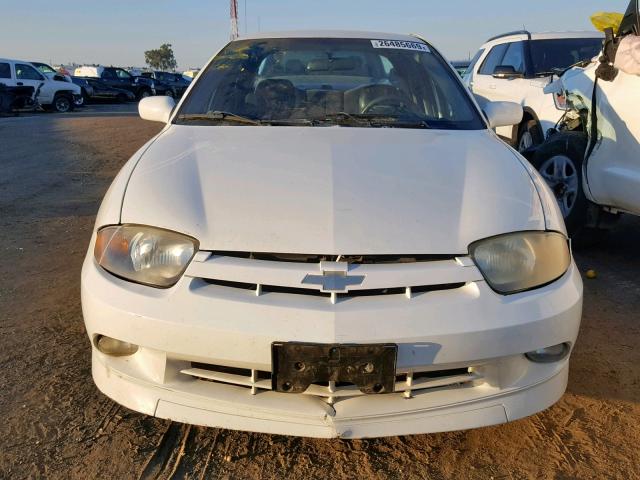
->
[1,112,639,480]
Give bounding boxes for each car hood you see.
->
[49,78,81,93]
[121,126,545,254]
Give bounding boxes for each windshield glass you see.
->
[33,63,56,74]
[176,37,485,129]
[529,38,603,75]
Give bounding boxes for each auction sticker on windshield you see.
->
[370,39,430,52]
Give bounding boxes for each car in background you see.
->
[32,61,84,106]
[31,61,72,82]
[83,31,582,439]
[74,66,156,100]
[524,0,640,237]
[463,31,604,151]
[72,77,136,103]
[0,58,82,112]
[451,60,469,76]
[141,71,191,98]
[182,69,200,79]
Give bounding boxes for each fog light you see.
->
[96,335,138,357]
[525,343,569,363]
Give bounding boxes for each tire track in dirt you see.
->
[532,415,578,473]
[137,422,190,480]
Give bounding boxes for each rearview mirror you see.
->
[139,96,175,123]
[493,65,524,79]
[483,101,523,128]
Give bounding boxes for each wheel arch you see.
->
[511,106,544,142]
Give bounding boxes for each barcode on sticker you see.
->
[371,40,430,52]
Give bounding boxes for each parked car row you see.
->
[0,58,82,112]
[73,65,190,101]
[0,58,192,113]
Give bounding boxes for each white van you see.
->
[0,58,82,112]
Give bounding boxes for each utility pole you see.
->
[230,0,239,40]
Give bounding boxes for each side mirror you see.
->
[139,96,175,123]
[483,101,523,128]
[493,65,524,79]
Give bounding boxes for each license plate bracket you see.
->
[271,342,397,394]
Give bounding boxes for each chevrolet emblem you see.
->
[302,261,365,293]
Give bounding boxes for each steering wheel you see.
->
[362,95,406,115]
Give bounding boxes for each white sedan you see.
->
[82,31,583,438]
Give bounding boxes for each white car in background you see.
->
[0,58,82,112]
[82,31,583,438]
[464,31,603,151]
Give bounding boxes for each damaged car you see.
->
[82,31,583,438]
[526,0,640,237]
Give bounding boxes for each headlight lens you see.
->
[94,225,198,288]
[469,231,570,294]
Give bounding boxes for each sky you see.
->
[0,0,630,70]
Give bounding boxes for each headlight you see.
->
[469,231,570,294]
[553,91,568,110]
[94,225,198,288]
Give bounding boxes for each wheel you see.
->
[165,89,175,99]
[530,132,589,236]
[139,89,152,100]
[517,119,543,152]
[74,95,84,107]
[52,93,73,113]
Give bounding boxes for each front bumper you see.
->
[81,250,583,438]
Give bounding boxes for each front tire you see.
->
[52,93,73,113]
[517,119,543,152]
[139,89,152,100]
[530,132,589,236]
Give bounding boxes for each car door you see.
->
[0,61,14,86]
[89,79,114,99]
[470,43,510,106]
[101,68,119,89]
[115,68,136,91]
[471,42,529,139]
[14,63,51,102]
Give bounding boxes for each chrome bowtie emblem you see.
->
[302,261,365,293]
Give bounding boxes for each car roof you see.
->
[237,30,421,42]
[0,58,36,64]
[484,30,603,45]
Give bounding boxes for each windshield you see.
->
[529,38,603,75]
[33,63,56,74]
[176,37,485,129]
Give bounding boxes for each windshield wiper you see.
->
[176,111,261,125]
[318,112,431,129]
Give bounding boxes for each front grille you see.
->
[202,278,466,299]
[213,251,459,264]
[185,251,482,303]
[182,362,482,402]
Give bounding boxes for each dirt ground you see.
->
[0,112,639,480]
